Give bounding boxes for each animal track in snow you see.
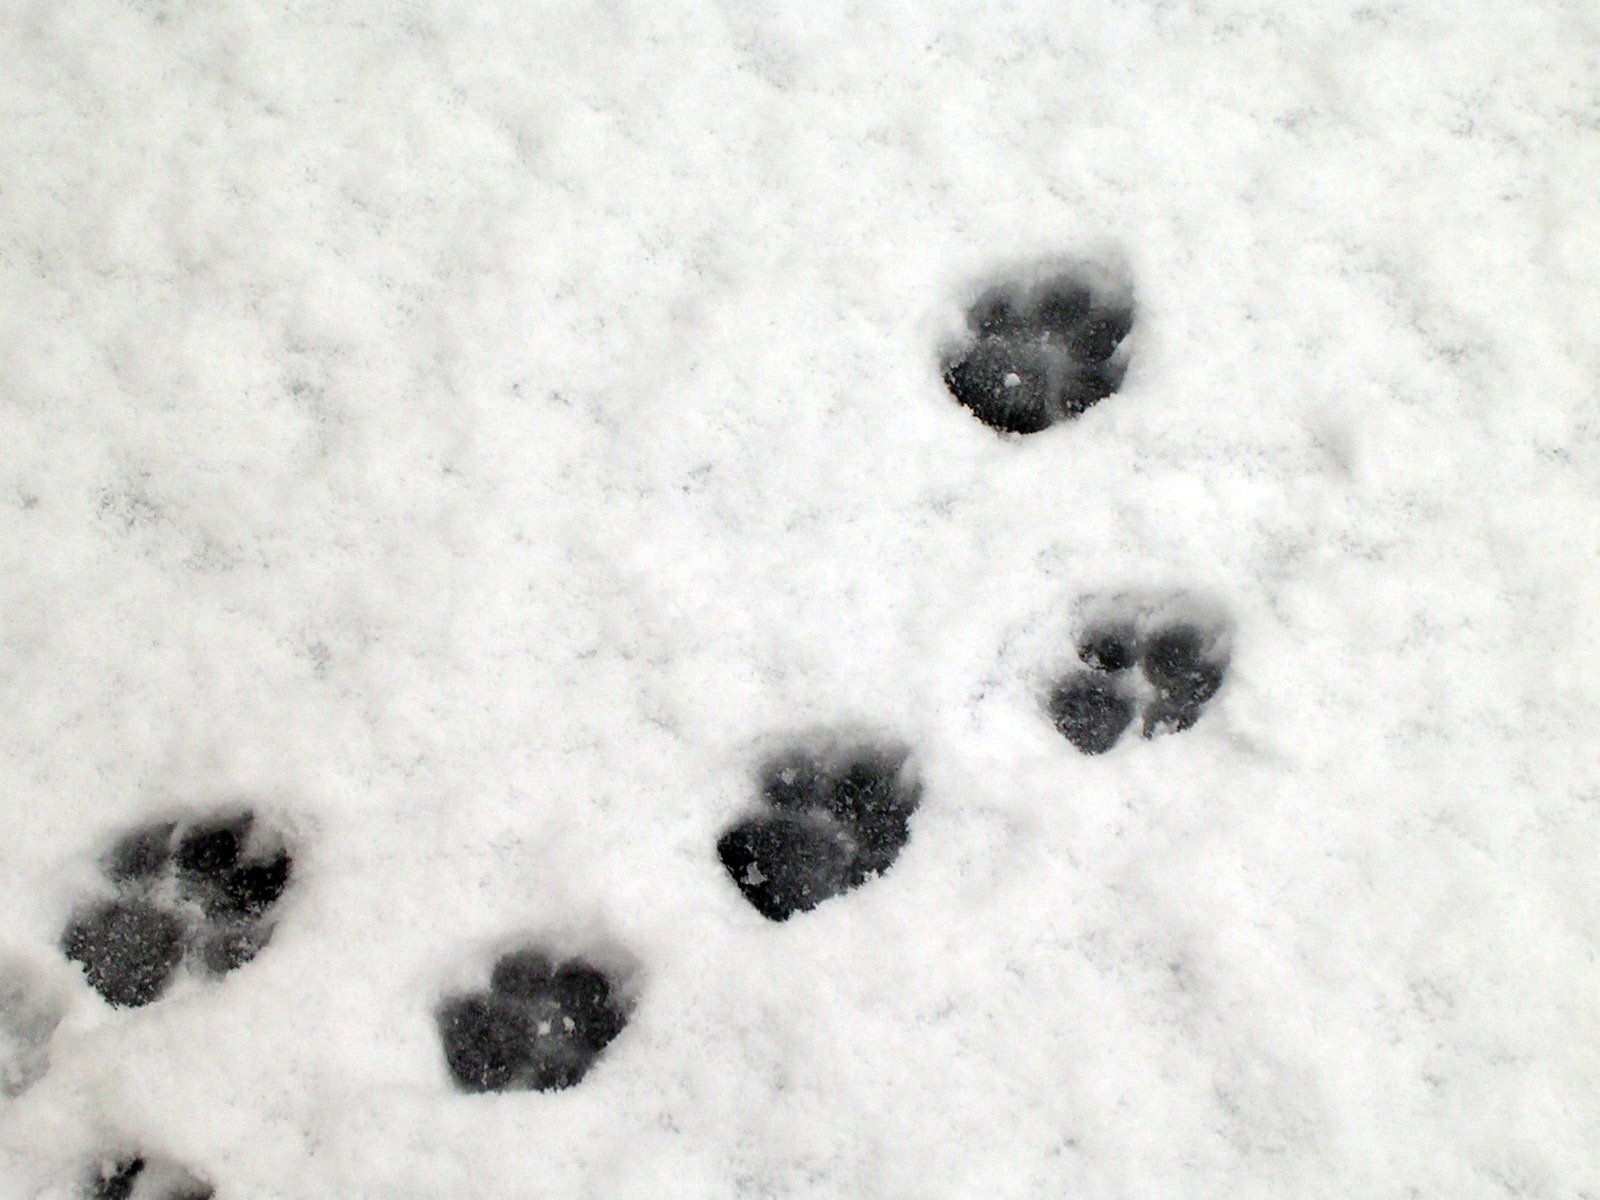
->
[437,949,630,1093]
[1047,610,1230,754]
[87,1155,213,1200]
[942,269,1134,434]
[1046,671,1137,756]
[718,741,921,921]
[0,962,64,1097]
[62,811,293,1008]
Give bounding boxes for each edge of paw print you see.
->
[717,736,922,921]
[940,259,1136,435]
[0,953,69,1098]
[85,1153,214,1200]
[1046,598,1232,755]
[61,808,295,1009]
[435,944,635,1095]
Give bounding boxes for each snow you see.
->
[2,1,1598,1197]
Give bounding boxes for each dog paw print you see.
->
[942,270,1135,434]
[61,812,293,1008]
[87,1155,213,1200]
[437,949,631,1094]
[718,742,921,921]
[1048,617,1229,754]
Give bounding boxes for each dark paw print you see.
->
[1047,619,1228,754]
[62,812,293,1008]
[89,1159,144,1200]
[942,272,1134,434]
[1045,672,1136,756]
[718,743,920,921]
[61,899,185,1010]
[437,950,630,1094]
[1137,626,1227,736]
[87,1156,213,1200]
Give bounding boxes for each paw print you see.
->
[0,962,65,1098]
[942,270,1134,434]
[437,949,630,1093]
[87,1155,212,1200]
[1047,616,1229,754]
[62,811,293,1008]
[717,742,921,921]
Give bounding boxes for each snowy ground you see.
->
[3,2,1598,1197]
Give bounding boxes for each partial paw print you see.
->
[61,811,294,1008]
[0,960,66,1097]
[1047,607,1230,754]
[87,1154,212,1200]
[718,740,921,921]
[942,267,1135,434]
[437,949,631,1094]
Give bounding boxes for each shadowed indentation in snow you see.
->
[90,1158,144,1200]
[0,963,66,1097]
[87,1155,213,1200]
[174,815,292,922]
[1076,623,1139,674]
[62,899,185,1010]
[438,950,630,1093]
[942,270,1134,434]
[717,813,854,922]
[1138,624,1227,737]
[62,810,294,1008]
[1045,611,1230,753]
[719,741,920,921]
[1047,672,1137,755]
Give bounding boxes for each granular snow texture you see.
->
[2,3,1598,1198]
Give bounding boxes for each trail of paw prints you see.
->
[437,949,631,1094]
[942,269,1134,434]
[87,1154,212,1200]
[1047,613,1230,754]
[61,811,293,1008]
[718,740,921,921]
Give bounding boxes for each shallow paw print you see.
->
[1046,613,1230,753]
[86,1154,213,1200]
[437,949,631,1094]
[718,741,921,921]
[0,962,65,1097]
[942,268,1135,434]
[61,811,294,1008]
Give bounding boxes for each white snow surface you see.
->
[2,2,1598,1197]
